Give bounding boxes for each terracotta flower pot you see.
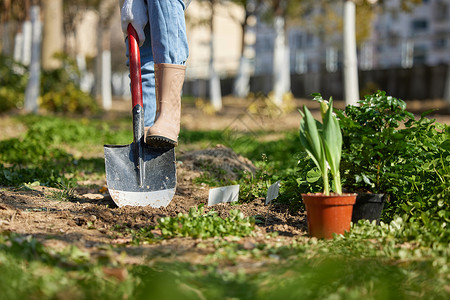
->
[302,193,357,239]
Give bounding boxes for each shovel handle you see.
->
[127,24,143,108]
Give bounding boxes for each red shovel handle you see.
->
[127,24,143,108]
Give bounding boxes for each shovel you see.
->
[104,24,176,208]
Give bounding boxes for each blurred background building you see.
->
[1,0,449,107]
[245,0,450,99]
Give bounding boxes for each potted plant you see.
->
[336,91,415,224]
[299,95,356,239]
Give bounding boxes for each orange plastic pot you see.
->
[302,193,357,239]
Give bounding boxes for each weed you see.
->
[46,182,77,202]
[156,205,255,239]
[239,154,272,203]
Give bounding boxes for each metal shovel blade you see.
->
[104,144,176,208]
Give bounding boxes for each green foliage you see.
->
[350,216,449,253]
[40,83,97,114]
[338,90,415,193]
[0,53,97,114]
[283,91,449,227]
[231,153,286,204]
[0,125,76,187]
[0,232,133,300]
[0,54,28,112]
[294,153,325,194]
[382,116,450,224]
[239,163,271,203]
[46,181,78,202]
[40,54,98,114]
[156,205,255,239]
[336,91,449,225]
[0,115,132,187]
[299,95,343,195]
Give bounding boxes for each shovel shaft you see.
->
[127,24,143,108]
[128,24,145,187]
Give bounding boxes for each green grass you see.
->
[0,115,132,187]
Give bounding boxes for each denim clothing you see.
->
[126,0,189,127]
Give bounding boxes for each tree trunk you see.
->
[1,22,12,55]
[94,25,102,100]
[24,5,42,113]
[76,54,94,93]
[42,0,63,70]
[102,46,112,110]
[233,1,256,98]
[95,24,112,110]
[233,56,251,98]
[272,15,289,107]
[21,20,32,66]
[209,0,222,111]
[343,0,359,106]
[13,31,24,63]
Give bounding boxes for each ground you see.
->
[0,96,449,263]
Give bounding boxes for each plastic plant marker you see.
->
[208,185,240,206]
[265,180,281,205]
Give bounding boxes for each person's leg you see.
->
[145,0,189,147]
[140,23,157,127]
[147,0,189,65]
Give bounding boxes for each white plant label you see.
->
[265,181,281,205]
[208,185,240,206]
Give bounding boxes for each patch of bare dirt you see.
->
[179,144,256,181]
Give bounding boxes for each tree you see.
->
[0,0,30,56]
[24,3,41,113]
[209,0,223,110]
[95,0,116,110]
[190,0,223,110]
[260,0,315,107]
[42,0,63,70]
[229,0,260,98]
[262,0,290,107]
[65,0,117,110]
[343,0,359,106]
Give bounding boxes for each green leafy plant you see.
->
[382,115,449,223]
[337,91,415,193]
[335,91,449,225]
[40,54,98,114]
[156,205,255,239]
[46,182,78,202]
[0,53,97,114]
[299,95,342,195]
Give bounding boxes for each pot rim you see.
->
[301,193,357,205]
[301,192,357,197]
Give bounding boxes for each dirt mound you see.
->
[179,145,256,181]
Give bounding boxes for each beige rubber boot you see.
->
[145,63,186,147]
